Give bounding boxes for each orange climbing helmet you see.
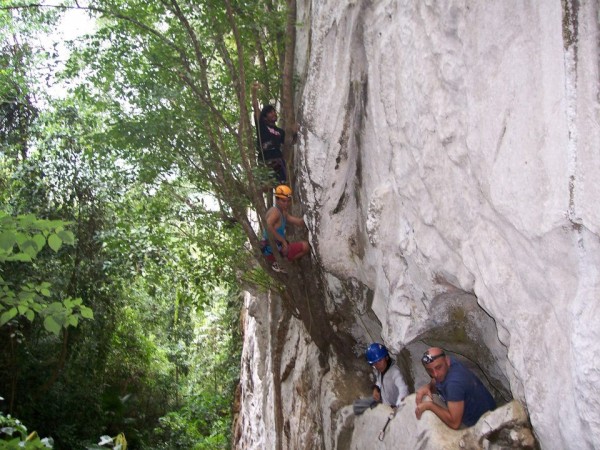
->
[274,185,292,199]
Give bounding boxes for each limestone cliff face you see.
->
[235,1,600,449]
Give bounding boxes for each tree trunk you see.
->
[281,0,297,187]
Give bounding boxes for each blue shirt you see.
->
[262,207,286,255]
[436,358,496,427]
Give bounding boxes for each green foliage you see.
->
[0,213,74,262]
[62,0,287,208]
[153,406,228,450]
[0,1,62,162]
[150,290,242,450]
[0,404,54,449]
[0,212,92,335]
[0,0,292,448]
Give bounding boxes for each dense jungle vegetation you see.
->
[0,0,294,448]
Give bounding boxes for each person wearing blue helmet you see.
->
[365,343,409,408]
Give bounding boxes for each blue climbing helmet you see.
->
[365,343,389,365]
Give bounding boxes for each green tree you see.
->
[0,211,92,336]
[60,0,291,258]
[1,92,247,448]
[0,1,302,448]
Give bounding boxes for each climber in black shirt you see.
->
[252,81,298,185]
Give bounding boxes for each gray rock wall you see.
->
[236,1,600,449]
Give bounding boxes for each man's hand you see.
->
[281,241,289,256]
[415,399,430,419]
[372,387,381,403]
[415,384,432,405]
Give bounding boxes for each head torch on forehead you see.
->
[421,351,445,365]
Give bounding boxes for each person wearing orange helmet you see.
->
[261,185,309,273]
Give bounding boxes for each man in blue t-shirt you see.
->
[415,347,496,429]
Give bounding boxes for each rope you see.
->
[257,128,267,166]
[253,97,267,166]
[358,313,377,343]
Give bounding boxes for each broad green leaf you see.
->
[6,253,32,262]
[25,310,35,321]
[47,220,67,229]
[40,287,51,297]
[1,293,16,304]
[46,302,64,313]
[18,290,35,302]
[48,234,63,252]
[58,229,75,245]
[67,315,78,327]
[17,304,28,314]
[21,240,39,257]
[0,307,18,326]
[80,305,94,319]
[15,233,27,246]
[33,234,46,250]
[63,298,73,309]
[43,315,61,335]
[0,231,16,252]
[18,214,36,227]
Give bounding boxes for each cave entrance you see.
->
[404,291,512,404]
